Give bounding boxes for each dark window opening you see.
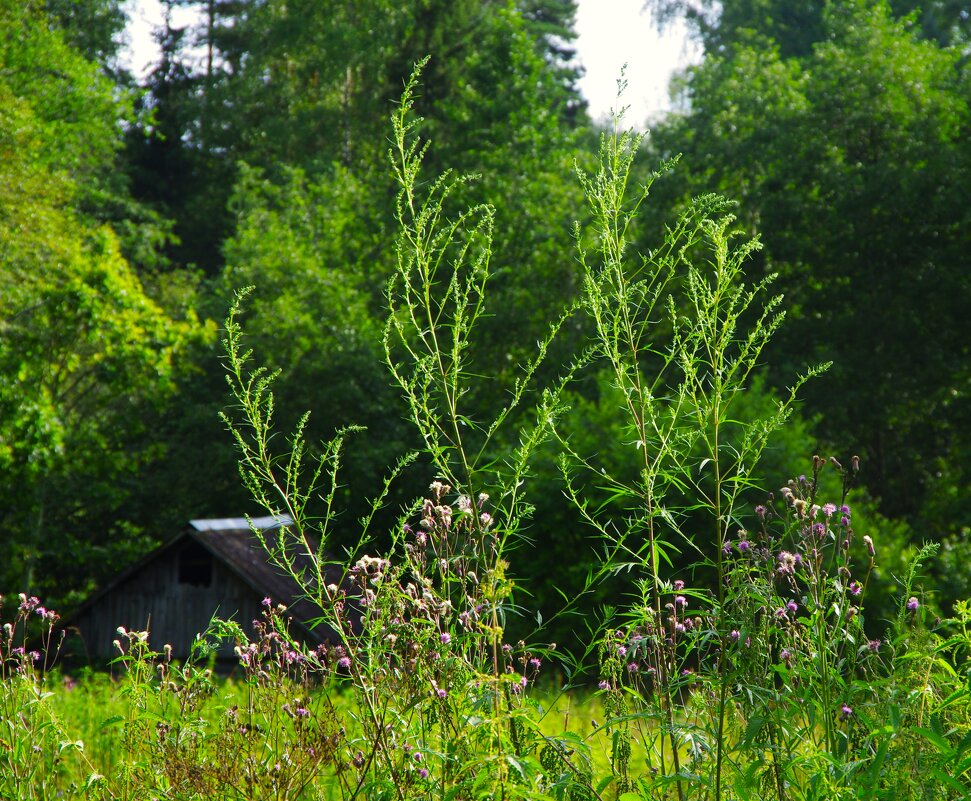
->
[178,541,213,587]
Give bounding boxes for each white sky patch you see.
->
[121,0,700,127]
[574,0,701,127]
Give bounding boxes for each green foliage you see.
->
[643,0,971,592]
[0,0,214,598]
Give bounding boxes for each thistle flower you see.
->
[840,704,853,720]
[777,551,798,575]
[907,597,920,612]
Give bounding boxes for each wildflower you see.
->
[777,551,798,575]
[786,601,798,614]
[849,581,862,596]
[437,688,447,699]
[338,656,352,670]
[598,680,610,690]
[528,657,541,670]
[616,645,627,658]
[841,504,851,516]
[775,607,788,620]
[822,503,837,517]
[863,535,875,556]
[793,499,807,517]
[840,516,850,528]
[722,540,732,555]
[457,495,473,514]
[295,707,310,718]
[479,512,493,529]
[353,750,364,768]
[780,649,792,665]
[755,504,767,520]
[440,632,451,645]
[262,597,272,608]
[738,540,751,554]
[674,595,687,608]
[840,704,853,720]
[907,597,920,612]
[867,639,881,653]
[729,630,740,642]
[419,768,429,779]
[674,622,686,634]
[673,579,685,591]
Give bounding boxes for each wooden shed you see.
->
[63,516,333,663]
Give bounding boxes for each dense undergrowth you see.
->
[2,66,969,800]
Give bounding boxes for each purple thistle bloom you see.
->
[528,657,541,670]
[867,639,881,653]
[738,540,751,553]
[627,662,639,673]
[841,504,851,516]
[786,601,798,614]
[755,504,767,519]
[822,503,837,517]
[674,595,687,608]
[722,541,733,555]
[598,680,610,690]
[338,656,352,669]
[440,632,451,645]
[673,580,685,591]
[841,704,853,720]
[849,581,862,596]
[616,645,627,658]
[729,629,740,642]
[419,768,429,779]
[907,597,920,612]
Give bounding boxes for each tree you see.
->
[0,0,212,598]
[642,1,971,545]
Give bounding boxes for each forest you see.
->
[2,0,971,797]
[2,0,967,634]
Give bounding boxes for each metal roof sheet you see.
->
[189,515,293,532]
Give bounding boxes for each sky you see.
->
[121,0,700,128]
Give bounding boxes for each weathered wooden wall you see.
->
[70,541,265,662]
